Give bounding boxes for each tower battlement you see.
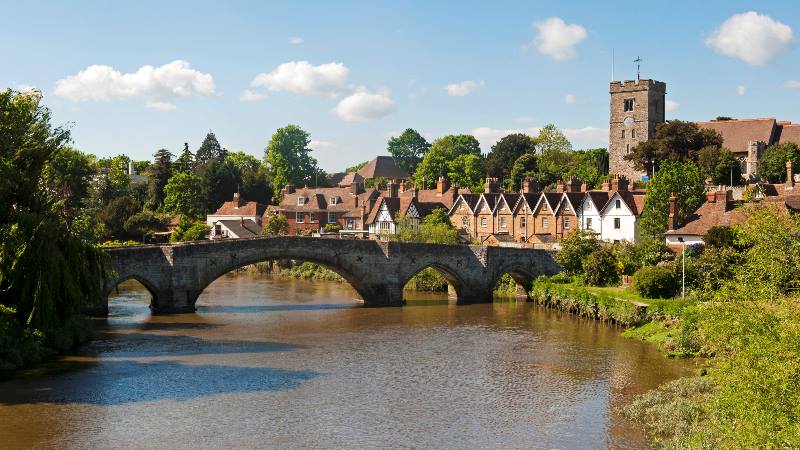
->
[609,79,666,93]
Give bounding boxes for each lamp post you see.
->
[729,163,737,187]
[682,242,686,301]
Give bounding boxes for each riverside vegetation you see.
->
[545,203,800,448]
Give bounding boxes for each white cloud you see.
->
[444,80,485,96]
[332,87,395,122]
[564,94,575,105]
[531,17,587,61]
[288,36,304,45]
[146,101,177,110]
[239,89,267,101]
[665,99,680,112]
[309,140,337,151]
[783,80,800,89]
[706,11,794,65]
[737,85,746,96]
[54,60,216,107]
[471,125,607,150]
[250,61,349,98]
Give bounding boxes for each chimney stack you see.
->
[787,160,795,190]
[567,176,582,193]
[233,191,242,207]
[484,177,500,194]
[521,177,540,194]
[611,174,628,192]
[387,179,399,198]
[284,183,296,195]
[399,179,407,193]
[437,177,450,194]
[667,192,678,231]
[706,190,716,203]
[601,178,611,191]
[556,179,566,193]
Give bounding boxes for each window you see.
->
[586,217,592,228]
[564,218,570,229]
[543,217,549,229]
[621,129,625,138]
[520,216,526,228]
[330,196,339,205]
[296,212,304,223]
[626,144,630,153]
[632,129,637,139]
[309,212,316,223]
[297,197,306,205]
[346,219,355,230]
[379,221,391,231]
[461,216,469,229]
[481,217,487,228]
[500,216,507,228]
[614,217,621,229]
[615,199,621,209]
[624,98,634,112]
[328,212,336,223]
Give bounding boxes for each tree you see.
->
[163,172,207,219]
[195,131,226,163]
[387,128,430,174]
[704,226,736,248]
[639,160,705,238]
[484,133,535,179]
[174,142,194,173]
[414,134,481,188]
[98,196,141,239]
[262,215,289,236]
[535,125,573,186]
[170,216,210,242]
[198,156,239,211]
[758,142,800,183]
[697,146,741,185]
[227,151,272,202]
[535,124,572,154]
[344,161,368,173]
[584,246,620,286]
[264,124,320,198]
[566,148,609,189]
[42,146,95,214]
[625,120,724,174]
[0,89,108,338]
[508,153,539,191]
[146,148,173,210]
[555,229,600,275]
[447,153,485,193]
[123,211,166,242]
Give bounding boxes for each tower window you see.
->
[621,129,625,138]
[626,144,630,153]
[632,129,637,139]
[624,98,634,112]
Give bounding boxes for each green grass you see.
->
[622,321,676,349]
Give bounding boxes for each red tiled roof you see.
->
[778,124,800,147]
[695,118,778,153]
[338,172,365,187]
[365,196,418,225]
[357,156,410,180]
[212,199,267,217]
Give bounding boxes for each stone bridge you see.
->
[93,237,561,315]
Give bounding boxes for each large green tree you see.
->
[484,133,535,179]
[387,128,430,174]
[173,142,194,173]
[146,148,173,210]
[639,160,705,237]
[697,146,741,185]
[625,120,724,174]
[447,153,485,193]
[0,89,108,338]
[163,172,207,219]
[264,124,320,199]
[414,134,481,189]
[535,124,573,186]
[227,151,272,202]
[758,142,800,183]
[195,131,226,163]
[42,146,96,214]
[508,153,539,191]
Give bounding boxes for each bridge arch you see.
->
[400,262,466,303]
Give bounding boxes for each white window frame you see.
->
[614,217,621,229]
[481,217,487,228]
[586,217,592,228]
[520,216,526,228]
[297,197,306,205]
[461,216,468,229]
[327,212,336,223]
[379,221,391,231]
[500,216,507,228]
[309,211,316,223]
[295,212,304,223]
[330,196,339,205]
[543,217,549,229]
[564,218,570,229]
[346,219,355,230]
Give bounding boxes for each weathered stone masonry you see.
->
[95,236,560,315]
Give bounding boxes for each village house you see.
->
[449,193,482,241]
[509,179,543,243]
[529,191,563,245]
[206,192,268,239]
[365,194,421,239]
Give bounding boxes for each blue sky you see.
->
[3,0,800,171]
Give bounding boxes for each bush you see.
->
[583,246,620,286]
[633,265,678,299]
[323,223,341,232]
[704,226,736,248]
[555,230,600,275]
[263,215,289,235]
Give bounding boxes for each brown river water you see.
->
[0,274,694,449]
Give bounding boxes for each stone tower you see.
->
[609,78,666,181]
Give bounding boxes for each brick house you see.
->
[207,193,268,239]
[529,192,562,244]
[365,195,421,239]
[449,193,482,241]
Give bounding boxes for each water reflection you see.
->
[0,273,694,449]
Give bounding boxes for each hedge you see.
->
[529,277,646,326]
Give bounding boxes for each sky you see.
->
[3,0,800,172]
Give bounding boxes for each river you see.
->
[0,274,694,449]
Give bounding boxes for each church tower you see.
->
[609,78,666,181]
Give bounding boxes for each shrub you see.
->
[633,265,678,299]
[262,215,289,236]
[704,226,736,248]
[323,223,341,232]
[555,229,600,275]
[583,246,620,286]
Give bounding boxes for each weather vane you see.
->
[634,56,642,81]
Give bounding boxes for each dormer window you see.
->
[297,197,307,206]
[330,196,340,205]
[615,199,621,209]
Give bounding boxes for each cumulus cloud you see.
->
[531,17,587,61]
[564,94,575,105]
[471,126,607,150]
[332,87,395,122]
[737,85,746,96]
[250,61,349,98]
[239,89,267,101]
[309,140,337,151]
[706,11,794,65]
[783,80,800,89]
[54,60,216,107]
[288,36,304,45]
[665,99,680,112]
[444,80,485,96]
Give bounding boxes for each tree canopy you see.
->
[484,133,535,179]
[758,142,800,183]
[414,134,482,189]
[387,128,430,174]
[625,120,724,174]
[639,160,706,237]
[195,131,226,163]
[264,124,320,199]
